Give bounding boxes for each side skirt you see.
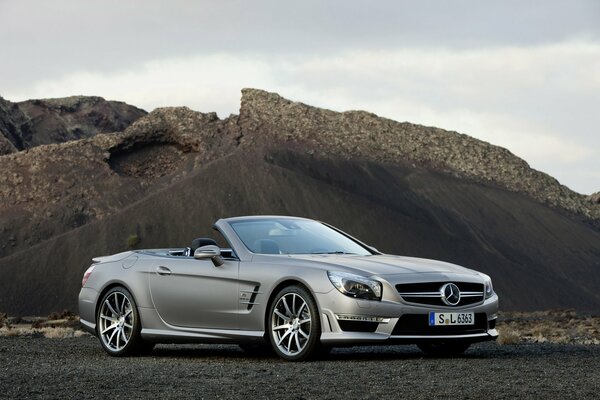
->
[141,328,265,344]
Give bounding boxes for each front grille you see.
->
[392,313,488,336]
[395,282,484,307]
[338,320,379,333]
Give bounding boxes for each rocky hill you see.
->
[0,95,146,155]
[0,89,599,315]
[239,90,600,223]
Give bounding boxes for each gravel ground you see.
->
[1,336,599,399]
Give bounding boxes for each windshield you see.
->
[229,218,373,255]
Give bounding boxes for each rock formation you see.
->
[0,95,146,155]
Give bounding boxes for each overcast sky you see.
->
[1,0,599,194]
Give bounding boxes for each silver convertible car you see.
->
[79,216,498,361]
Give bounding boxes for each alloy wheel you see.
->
[99,291,134,352]
[271,292,312,356]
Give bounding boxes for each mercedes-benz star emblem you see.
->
[440,283,461,306]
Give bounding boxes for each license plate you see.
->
[429,312,474,326]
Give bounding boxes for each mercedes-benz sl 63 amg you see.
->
[79,216,498,361]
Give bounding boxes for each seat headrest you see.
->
[191,238,218,252]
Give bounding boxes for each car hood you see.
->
[283,254,479,277]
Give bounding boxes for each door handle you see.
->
[156,266,171,276]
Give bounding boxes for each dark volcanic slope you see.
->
[0,89,599,314]
[0,95,146,154]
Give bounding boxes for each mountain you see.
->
[0,89,599,315]
[0,95,146,155]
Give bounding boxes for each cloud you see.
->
[5,39,600,193]
[7,54,275,116]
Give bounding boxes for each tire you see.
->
[96,286,154,356]
[267,285,321,361]
[417,342,470,357]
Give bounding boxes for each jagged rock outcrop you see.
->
[0,96,30,154]
[0,134,17,154]
[590,192,600,204]
[0,95,146,154]
[0,88,599,314]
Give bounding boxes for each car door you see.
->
[149,255,239,329]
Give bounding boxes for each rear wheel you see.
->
[268,285,321,361]
[96,286,154,356]
[418,342,470,357]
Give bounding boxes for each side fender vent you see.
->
[240,285,262,310]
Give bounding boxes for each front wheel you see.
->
[418,342,470,357]
[268,285,321,361]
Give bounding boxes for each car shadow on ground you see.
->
[139,342,556,362]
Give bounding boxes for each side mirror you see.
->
[194,245,224,267]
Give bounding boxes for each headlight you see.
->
[327,271,382,301]
[483,276,494,299]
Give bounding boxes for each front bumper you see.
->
[316,289,499,345]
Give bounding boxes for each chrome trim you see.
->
[335,314,390,323]
[398,292,440,297]
[390,330,498,340]
[239,288,262,306]
[398,291,483,297]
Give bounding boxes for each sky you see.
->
[1,0,599,194]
